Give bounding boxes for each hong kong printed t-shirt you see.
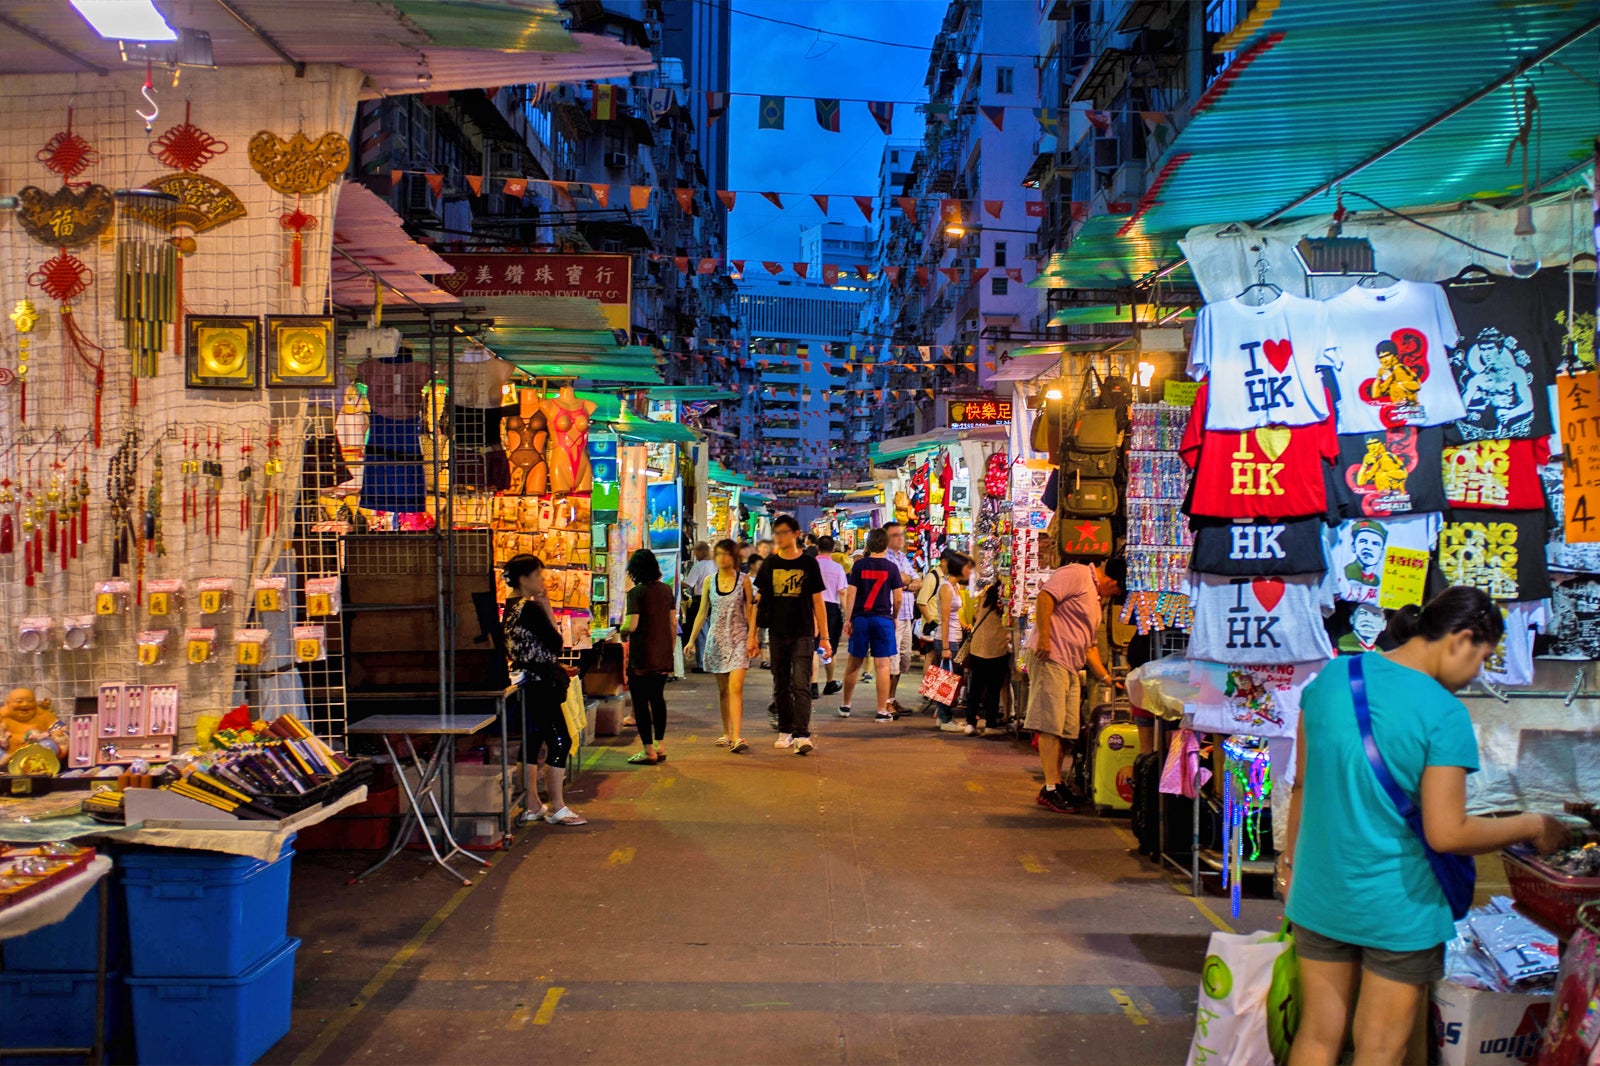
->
[1436,509,1551,602]
[1444,276,1554,440]
[1185,571,1334,665]
[1325,514,1442,606]
[847,557,903,619]
[1333,425,1447,519]
[1325,280,1465,433]
[1187,293,1334,430]
[1189,517,1329,577]
[1181,383,1338,520]
[1441,437,1550,511]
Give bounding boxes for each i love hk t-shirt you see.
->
[1185,571,1335,665]
[1181,383,1338,520]
[1325,280,1465,433]
[1187,292,1333,430]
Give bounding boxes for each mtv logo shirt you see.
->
[1190,516,1329,577]
[1333,426,1447,518]
[1181,383,1339,520]
[1326,280,1465,434]
[1442,437,1550,511]
[1325,513,1442,606]
[1188,293,1333,430]
[1186,571,1335,665]
[1445,276,1554,441]
[1436,509,1551,602]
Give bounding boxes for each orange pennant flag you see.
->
[389,168,403,187]
[761,192,784,209]
[939,266,959,283]
[965,363,976,371]
[897,197,918,224]
[503,177,528,199]
[630,185,652,210]
[763,261,783,275]
[466,174,483,195]
[855,265,870,280]
[675,187,695,214]
[971,268,989,282]
[793,263,809,279]
[698,258,718,274]
[717,190,736,211]
[854,196,874,223]
[425,173,443,196]
[812,194,829,214]
[592,183,610,207]
[674,256,690,274]
[984,199,1003,219]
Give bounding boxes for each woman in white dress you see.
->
[687,539,758,752]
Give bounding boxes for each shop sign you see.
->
[946,395,1012,429]
[437,253,632,330]
[1560,372,1600,542]
[1164,380,1202,407]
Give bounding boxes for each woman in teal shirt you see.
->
[1285,587,1566,1066]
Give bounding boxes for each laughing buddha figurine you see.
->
[0,687,67,772]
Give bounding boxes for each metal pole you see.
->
[431,312,447,725]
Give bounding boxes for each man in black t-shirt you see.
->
[753,514,831,753]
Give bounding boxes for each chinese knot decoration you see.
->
[17,114,113,248]
[248,129,348,289]
[150,102,227,171]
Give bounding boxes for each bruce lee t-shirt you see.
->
[1332,425,1447,519]
[1444,275,1554,441]
[1181,383,1339,520]
[1325,280,1465,433]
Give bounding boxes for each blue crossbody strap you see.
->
[1350,655,1419,820]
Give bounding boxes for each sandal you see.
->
[729,739,749,753]
[715,736,730,747]
[545,806,588,826]
[628,750,658,765]
[654,748,667,763]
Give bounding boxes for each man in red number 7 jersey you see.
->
[839,526,905,722]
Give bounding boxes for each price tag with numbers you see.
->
[1559,372,1600,542]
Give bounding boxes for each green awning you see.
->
[869,429,959,465]
[1031,213,1190,290]
[708,461,755,487]
[1048,304,1196,327]
[388,2,578,52]
[612,412,699,445]
[485,327,662,385]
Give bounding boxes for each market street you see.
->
[270,668,1279,1066]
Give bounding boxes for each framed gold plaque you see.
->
[185,315,259,390]
[265,315,334,387]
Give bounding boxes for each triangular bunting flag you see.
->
[1007,268,1023,283]
[549,180,573,205]
[814,98,840,132]
[763,261,782,275]
[503,177,528,199]
[939,267,959,283]
[915,266,930,287]
[855,265,870,280]
[674,256,691,274]
[731,260,746,274]
[897,197,918,224]
[591,84,618,121]
[706,91,729,126]
[1033,107,1059,135]
[812,194,829,214]
[984,199,1003,219]
[1085,109,1112,133]
[852,195,874,223]
[761,192,783,209]
[758,95,785,130]
[940,199,964,222]
[926,102,952,122]
[675,187,695,214]
[886,266,901,284]
[971,268,989,283]
[822,264,839,287]
[389,168,403,187]
[717,190,736,211]
[793,263,809,279]
[980,105,1005,131]
[630,185,651,210]
[649,87,675,120]
[1025,200,1045,217]
[591,183,609,207]
[698,258,717,274]
[425,172,443,196]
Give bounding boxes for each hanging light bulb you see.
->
[1507,204,1541,279]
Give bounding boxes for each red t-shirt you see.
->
[1181,382,1339,520]
[1442,437,1550,510]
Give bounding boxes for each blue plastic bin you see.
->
[0,970,129,1065]
[1,874,126,973]
[126,937,299,1066]
[117,839,294,978]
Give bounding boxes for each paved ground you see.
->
[267,665,1280,1065]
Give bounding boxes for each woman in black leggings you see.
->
[963,580,1012,735]
[620,549,676,764]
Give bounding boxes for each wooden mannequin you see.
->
[501,389,548,495]
[541,385,598,493]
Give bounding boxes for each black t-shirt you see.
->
[1189,516,1328,577]
[848,557,904,618]
[1534,265,1597,373]
[1434,508,1551,602]
[1444,275,1554,441]
[754,552,825,639]
[1332,426,1447,519]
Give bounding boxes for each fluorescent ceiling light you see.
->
[70,0,176,41]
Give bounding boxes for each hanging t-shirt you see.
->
[1187,293,1333,430]
[1187,660,1322,739]
[1436,509,1552,602]
[1181,383,1338,520]
[1545,579,1600,659]
[1332,425,1448,518]
[1534,266,1597,371]
[1185,571,1334,665]
[1333,603,1389,654]
[1538,462,1600,573]
[1480,600,1547,687]
[1189,517,1328,577]
[1443,276,1554,441]
[1325,514,1442,606]
[1441,437,1550,510]
[1325,280,1465,433]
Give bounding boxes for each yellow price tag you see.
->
[137,643,160,666]
[199,591,222,614]
[1378,546,1431,610]
[96,593,117,616]
[187,641,211,664]
[237,642,262,666]
[306,592,331,616]
[148,592,169,616]
[1164,380,1202,407]
[294,639,322,663]
[256,589,281,612]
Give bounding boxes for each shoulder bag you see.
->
[1349,655,1476,920]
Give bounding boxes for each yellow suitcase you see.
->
[1088,706,1139,812]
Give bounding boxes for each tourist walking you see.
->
[1025,559,1122,811]
[620,549,676,765]
[501,554,585,825]
[683,542,715,668]
[934,551,974,731]
[962,579,1012,735]
[1285,588,1568,1066]
[814,534,849,698]
[882,522,922,715]
[753,514,830,755]
[838,527,905,721]
[685,539,758,753]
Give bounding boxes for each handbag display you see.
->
[1071,408,1121,453]
[1058,517,1114,560]
[1061,447,1118,480]
[1060,475,1118,517]
[1350,655,1476,920]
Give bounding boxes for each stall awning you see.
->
[485,327,663,386]
[1048,304,1195,327]
[869,429,960,464]
[708,462,755,488]
[331,182,459,309]
[612,412,699,445]
[1031,213,1190,290]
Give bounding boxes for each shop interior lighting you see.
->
[1044,379,1065,401]
[71,0,176,41]
[1136,361,1155,388]
[1507,205,1541,279]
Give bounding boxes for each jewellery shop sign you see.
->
[438,253,633,331]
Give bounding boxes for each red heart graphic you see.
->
[1252,578,1285,613]
[1263,339,1293,373]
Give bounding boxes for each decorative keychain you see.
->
[202,428,222,538]
[9,300,34,422]
[237,428,253,532]
[262,428,283,539]
[146,452,165,556]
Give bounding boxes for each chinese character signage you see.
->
[945,396,1013,428]
[1559,372,1600,542]
[437,253,633,331]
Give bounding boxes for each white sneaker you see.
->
[939,721,966,733]
[715,735,730,747]
[794,736,814,755]
[774,733,794,748]
[962,724,977,736]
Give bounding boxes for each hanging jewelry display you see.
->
[106,428,141,581]
[9,300,36,422]
[237,429,253,533]
[0,464,13,556]
[113,189,179,389]
[262,429,284,540]
[1219,735,1272,919]
[146,453,165,557]
[247,128,347,289]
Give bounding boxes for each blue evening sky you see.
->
[726,0,947,264]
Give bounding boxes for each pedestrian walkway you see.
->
[270,666,1279,1065]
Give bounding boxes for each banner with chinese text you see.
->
[438,253,633,331]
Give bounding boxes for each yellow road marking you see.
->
[685,734,699,743]
[1109,988,1149,1026]
[533,986,565,1025]
[965,780,984,793]
[1019,853,1047,874]
[1182,890,1235,933]
[1111,827,1138,849]
[607,847,636,865]
[581,746,605,771]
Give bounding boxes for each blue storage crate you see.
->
[117,838,294,978]
[126,937,299,1066]
[1,873,126,973]
[0,969,129,1065]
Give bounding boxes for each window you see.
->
[996,66,1014,94]
[991,277,1009,296]
[993,241,1007,268]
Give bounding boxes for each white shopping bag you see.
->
[1186,926,1297,1066]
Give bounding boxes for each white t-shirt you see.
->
[886,549,919,621]
[1481,600,1547,687]
[1325,513,1443,606]
[684,559,717,596]
[1186,571,1334,665]
[1187,293,1333,430]
[1325,281,1464,433]
[817,555,849,605]
[1188,660,1322,740]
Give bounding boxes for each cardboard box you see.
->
[400,764,504,816]
[1431,981,1550,1065]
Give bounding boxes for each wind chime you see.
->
[113,188,179,392]
[247,128,348,289]
[1220,734,1272,919]
[106,427,141,589]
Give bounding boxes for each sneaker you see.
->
[1037,787,1076,813]
[715,735,730,747]
[939,721,966,733]
[837,705,852,718]
[729,738,749,753]
[962,724,977,736]
[774,733,794,749]
[822,680,842,695]
[875,710,895,723]
[811,683,821,700]
[794,736,814,755]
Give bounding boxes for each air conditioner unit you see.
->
[491,149,518,173]
[605,151,629,169]
[1138,327,1186,353]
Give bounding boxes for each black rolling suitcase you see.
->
[1131,751,1162,859]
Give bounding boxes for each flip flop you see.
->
[729,739,749,753]
[628,750,657,765]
